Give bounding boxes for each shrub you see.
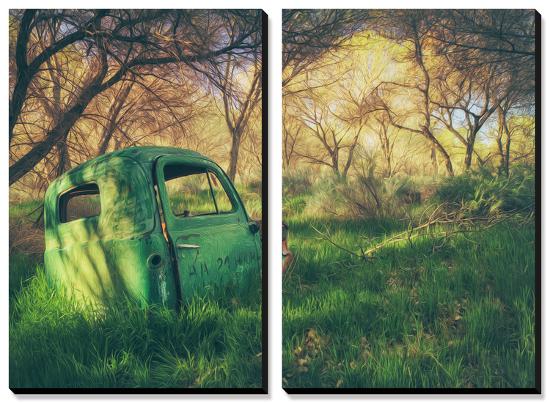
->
[283,168,315,198]
[336,174,428,219]
[339,174,389,218]
[387,176,423,205]
[284,195,307,216]
[246,179,262,195]
[303,174,350,217]
[434,166,535,216]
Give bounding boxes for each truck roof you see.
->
[60,146,208,178]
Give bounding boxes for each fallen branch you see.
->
[312,205,522,261]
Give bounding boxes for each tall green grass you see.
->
[10,263,262,388]
[9,184,263,389]
[282,171,536,389]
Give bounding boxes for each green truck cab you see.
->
[44,146,262,309]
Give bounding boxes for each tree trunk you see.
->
[430,143,439,177]
[97,121,117,156]
[10,72,32,144]
[378,127,392,178]
[227,129,242,182]
[50,59,70,177]
[9,76,106,184]
[384,137,392,178]
[504,135,511,177]
[9,42,110,185]
[440,148,454,177]
[10,106,85,184]
[331,150,341,178]
[464,139,474,171]
[425,128,453,177]
[496,137,505,175]
[414,33,453,178]
[9,10,36,143]
[342,136,359,180]
[55,139,71,178]
[497,106,512,177]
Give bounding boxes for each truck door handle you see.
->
[177,243,200,249]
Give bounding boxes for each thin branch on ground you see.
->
[312,204,523,261]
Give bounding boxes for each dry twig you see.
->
[312,204,519,261]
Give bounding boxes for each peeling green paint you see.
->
[44,146,261,309]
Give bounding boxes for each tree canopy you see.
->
[9,9,263,193]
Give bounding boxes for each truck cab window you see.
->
[59,183,101,223]
[208,171,233,213]
[164,165,233,217]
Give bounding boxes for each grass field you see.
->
[282,172,536,389]
[9,187,263,389]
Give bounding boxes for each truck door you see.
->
[154,156,261,302]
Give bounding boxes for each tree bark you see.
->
[227,129,242,182]
[430,143,439,177]
[10,10,36,143]
[10,98,93,184]
[342,141,357,179]
[9,51,109,185]
[463,139,474,170]
[414,31,453,177]
[424,128,452,177]
[438,144,454,177]
[10,11,101,143]
[497,106,511,177]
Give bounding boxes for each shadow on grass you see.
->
[10,265,262,389]
[282,216,536,388]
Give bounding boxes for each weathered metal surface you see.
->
[44,146,261,309]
